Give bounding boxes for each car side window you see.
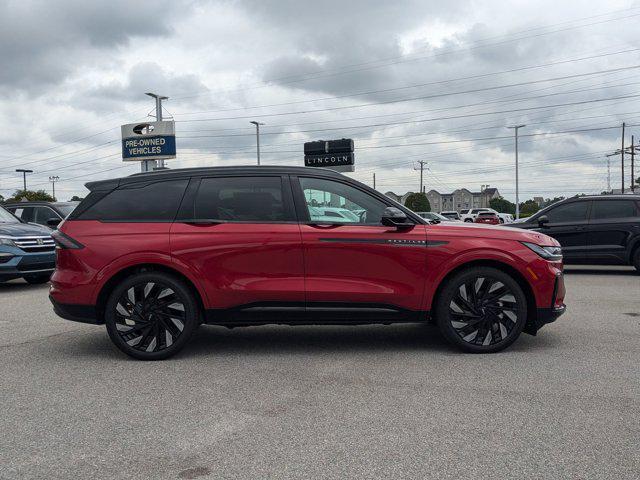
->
[15,207,34,222]
[298,177,390,225]
[194,176,290,222]
[33,206,58,224]
[77,179,188,221]
[546,202,589,223]
[590,200,638,220]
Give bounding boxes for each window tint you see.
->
[590,200,637,220]
[33,206,58,224]
[299,177,390,225]
[194,176,288,222]
[546,201,589,223]
[79,180,188,221]
[12,206,33,222]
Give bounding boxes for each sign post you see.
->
[121,121,176,170]
[304,139,355,172]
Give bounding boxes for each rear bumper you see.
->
[49,295,100,324]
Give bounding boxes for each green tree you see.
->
[69,195,84,202]
[519,199,540,216]
[8,189,55,202]
[404,193,430,212]
[489,197,515,215]
[543,196,564,207]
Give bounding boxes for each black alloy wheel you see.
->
[436,267,527,353]
[105,272,198,360]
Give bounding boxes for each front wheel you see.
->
[435,267,527,353]
[105,272,199,360]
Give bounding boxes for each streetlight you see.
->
[49,176,60,199]
[15,169,33,191]
[250,121,265,165]
[507,125,526,220]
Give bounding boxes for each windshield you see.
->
[0,206,20,223]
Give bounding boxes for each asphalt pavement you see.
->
[1,266,639,479]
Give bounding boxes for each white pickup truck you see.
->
[460,208,513,224]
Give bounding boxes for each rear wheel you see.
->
[435,267,527,353]
[105,272,199,360]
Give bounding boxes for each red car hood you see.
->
[427,222,559,246]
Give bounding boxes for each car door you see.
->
[170,175,305,311]
[292,175,428,314]
[587,199,640,264]
[537,200,591,262]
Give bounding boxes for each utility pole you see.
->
[508,125,526,220]
[631,135,635,193]
[373,172,376,190]
[250,121,265,165]
[621,122,626,193]
[49,176,59,200]
[144,92,169,172]
[15,169,33,191]
[606,155,611,193]
[414,161,427,194]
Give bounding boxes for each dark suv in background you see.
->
[4,201,78,228]
[513,195,640,271]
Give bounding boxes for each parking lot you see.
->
[0,266,638,480]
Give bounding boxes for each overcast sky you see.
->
[1,0,639,202]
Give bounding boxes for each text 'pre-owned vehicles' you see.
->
[50,167,566,360]
[0,205,56,284]
[513,194,640,272]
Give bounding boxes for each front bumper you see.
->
[0,248,55,282]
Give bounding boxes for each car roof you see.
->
[3,201,78,207]
[85,165,346,191]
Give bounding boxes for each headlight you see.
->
[521,242,562,261]
[0,236,17,248]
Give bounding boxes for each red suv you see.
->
[50,167,566,359]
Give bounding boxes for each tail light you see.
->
[51,230,84,249]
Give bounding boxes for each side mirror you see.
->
[47,217,61,228]
[381,207,414,230]
[537,215,549,227]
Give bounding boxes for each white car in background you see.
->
[460,208,513,224]
[308,206,362,223]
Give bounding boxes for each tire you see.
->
[632,248,640,273]
[24,274,51,284]
[464,219,473,223]
[435,267,527,353]
[104,272,199,360]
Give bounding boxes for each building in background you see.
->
[386,186,500,212]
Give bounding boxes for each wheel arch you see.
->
[430,259,539,335]
[95,263,206,323]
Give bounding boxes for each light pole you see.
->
[508,125,526,220]
[250,121,265,165]
[145,92,169,171]
[15,169,33,191]
[49,176,59,200]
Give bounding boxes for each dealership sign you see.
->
[121,121,176,162]
[304,139,355,172]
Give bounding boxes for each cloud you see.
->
[0,0,188,92]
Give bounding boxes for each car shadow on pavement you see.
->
[65,323,561,361]
[563,267,637,276]
[0,280,48,293]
